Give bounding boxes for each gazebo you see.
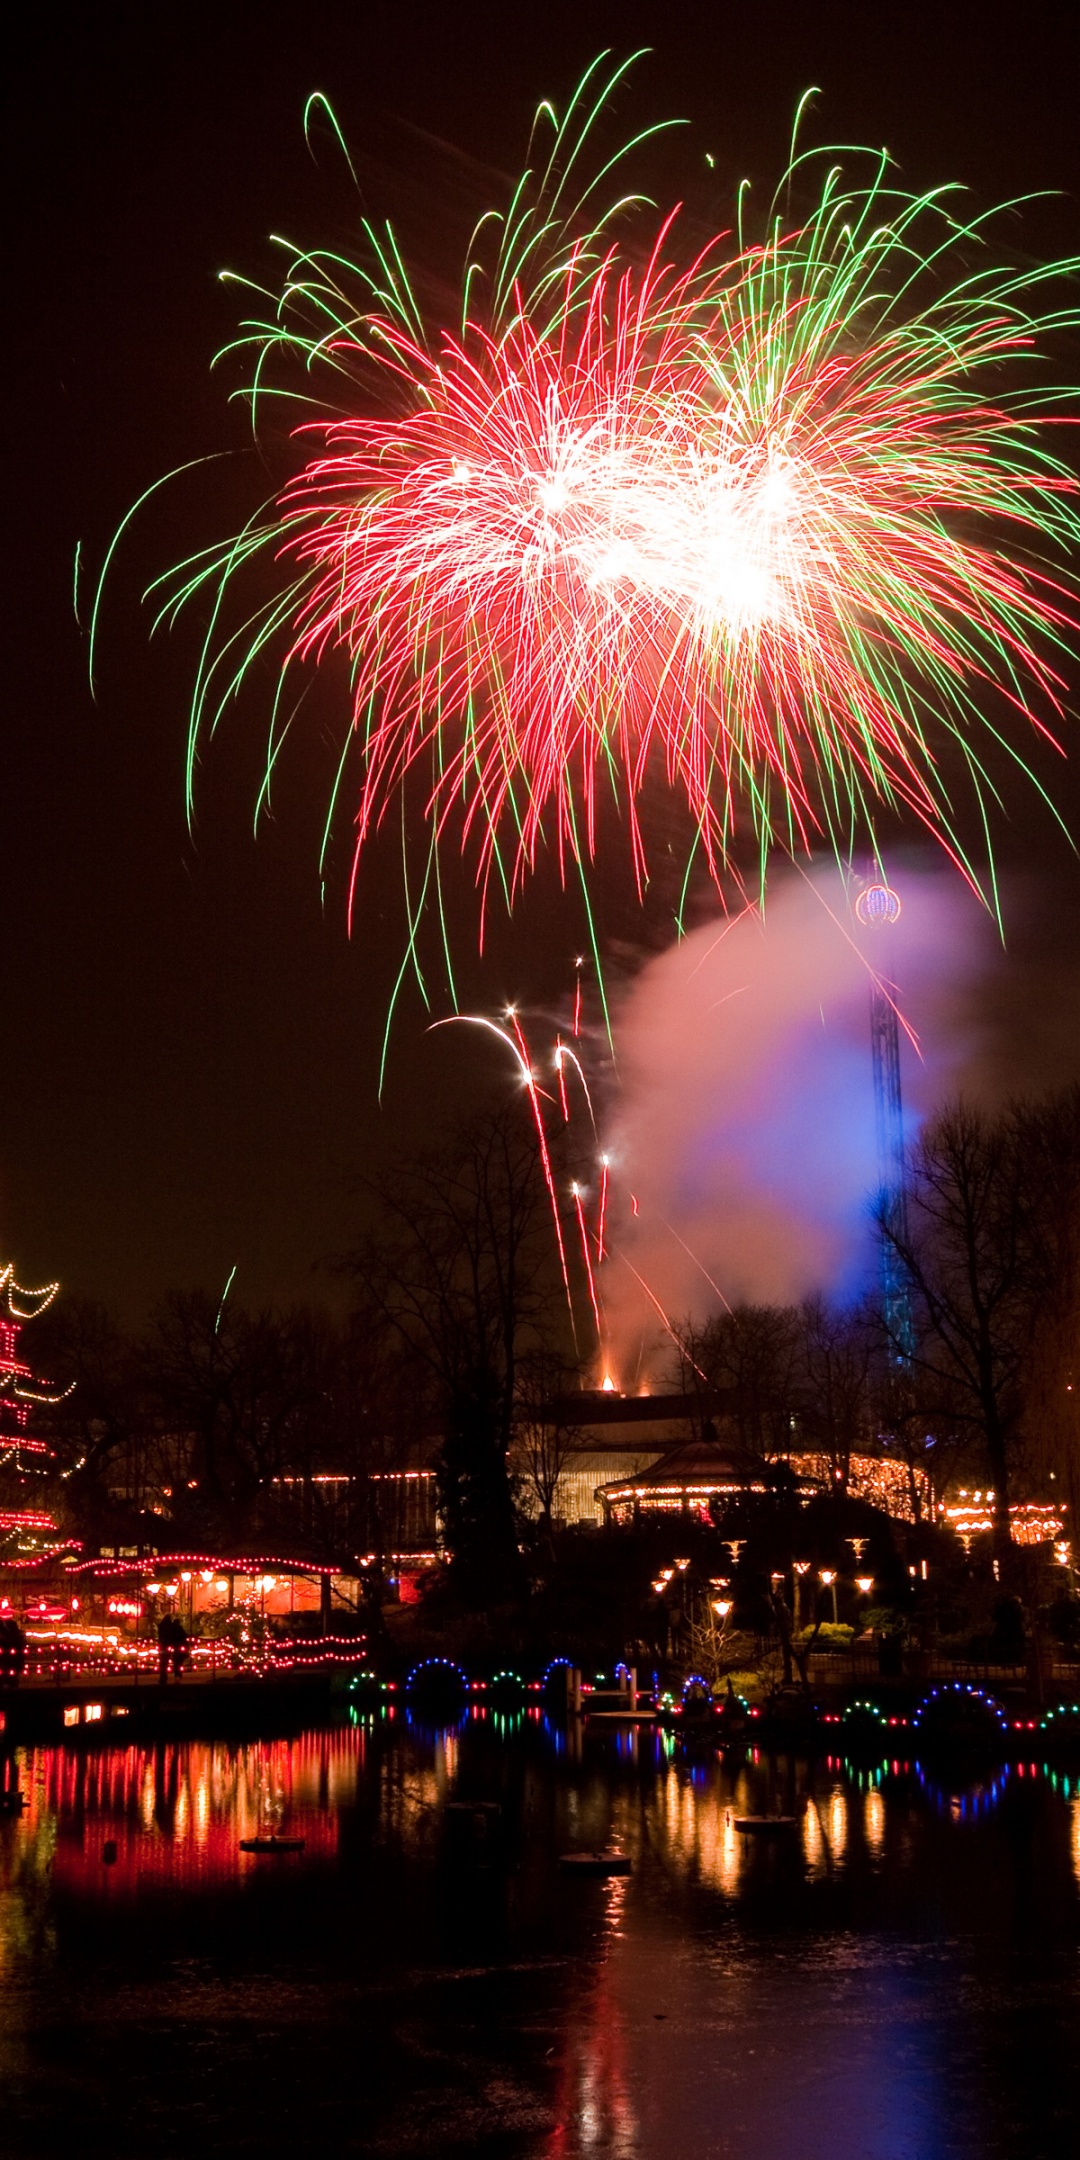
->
[596,1433,801,1526]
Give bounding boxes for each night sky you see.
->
[6,0,1080,1319]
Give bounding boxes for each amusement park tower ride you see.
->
[855,879,914,1364]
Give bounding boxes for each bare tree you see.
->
[143,1292,338,1548]
[32,1297,143,1533]
[673,1304,801,1456]
[513,1347,582,1538]
[342,1106,561,1595]
[877,1092,1080,1565]
[797,1295,876,1492]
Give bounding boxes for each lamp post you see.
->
[820,1568,838,1624]
[793,1560,811,1631]
[712,1597,732,1656]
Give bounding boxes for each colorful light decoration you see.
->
[0,1263,70,1467]
[1040,1703,1080,1732]
[108,56,1080,1012]
[911,1683,1010,1733]
[842,1697,888,1728]
[404,1656,469,1694]
[942,1493,1067,1546]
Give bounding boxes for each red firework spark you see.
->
[274,212,1079,923]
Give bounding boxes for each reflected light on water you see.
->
[718,1806,740,1894]
[436,1728,459,1792]
[864,1786,885,1855]
[658,1769,742,1894]
[0,1733,356,1900]
[828,1786,848,1860]
[545,1878,638,2157]
[0,1719,1077,2157]
[803,1798,824,1872]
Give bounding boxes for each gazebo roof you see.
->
[597,1431,773,1499]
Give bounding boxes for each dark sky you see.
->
[5,0,1080,1320]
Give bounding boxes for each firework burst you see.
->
[105,58,1080,974]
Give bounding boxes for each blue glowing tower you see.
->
[856,880,914,1363]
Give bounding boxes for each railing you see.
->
[805,1646,1080,1689]
[2,1627,369,1687]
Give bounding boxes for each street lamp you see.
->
[712,1599,732,1622]
[819,1568,838,1624]
[793,1559,811,1630]
[855,1576,874,1597]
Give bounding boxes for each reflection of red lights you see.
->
[5,1733,352,1899]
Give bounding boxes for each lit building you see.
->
[596,1434,779,1524]
[527,1390,934,1528]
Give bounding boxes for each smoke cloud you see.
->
[600,862,993,1371]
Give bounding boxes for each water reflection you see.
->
[864,1785,885,1853]
[0,1718,1076,2156]
[1,1721,1079,1914]
[1,1732,351,1899]
[916,1762,1011,1820]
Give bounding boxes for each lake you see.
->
[0,1710,1077,2156]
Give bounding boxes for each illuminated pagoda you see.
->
[0,1263,66,1461]
[0,1264,73,1564]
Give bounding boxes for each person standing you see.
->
[170,1618,188,1679]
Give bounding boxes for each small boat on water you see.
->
[239,1833,306,1854]
[732,1815,800,1835]
[559,1851,632,1876]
